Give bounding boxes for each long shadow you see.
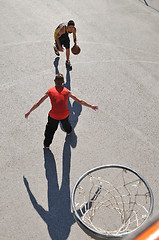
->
[23,63,83,239]
[23,135,76,240]
[23,146,102,240]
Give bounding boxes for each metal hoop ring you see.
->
[71,165,154,240]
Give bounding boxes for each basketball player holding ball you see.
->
[54,20,80,70]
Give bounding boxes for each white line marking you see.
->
[74,59,159,65]
[1,39,51,48]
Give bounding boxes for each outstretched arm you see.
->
[69,92,98,111]
[25,92,49,118]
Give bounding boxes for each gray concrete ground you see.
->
[1,0,159,239]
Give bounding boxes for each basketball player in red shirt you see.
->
[25,73,98,148]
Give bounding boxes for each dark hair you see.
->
[68,20,75,26]
[55,73,64,86]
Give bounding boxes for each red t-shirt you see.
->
[48,86,70,120]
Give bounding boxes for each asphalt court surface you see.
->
[1,0,159,239]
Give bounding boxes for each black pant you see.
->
[44,115,72,147]
[56,33,70,49]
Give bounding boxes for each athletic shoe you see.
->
[65,60,72,70]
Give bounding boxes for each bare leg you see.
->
[66,48,72,69]
[66,48,70,61]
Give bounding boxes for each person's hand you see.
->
[25,111,30,119]
[91,105,98,111]
[59,46,64,52]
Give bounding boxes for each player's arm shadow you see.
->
[23,138,75,240]
[23,144,101,239]
[23,176,50,223]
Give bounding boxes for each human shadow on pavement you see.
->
[23,68,82,238]
[22,60,84,239]
[53,57,60,74]
[23,135,76,240]
[53,56,73,75]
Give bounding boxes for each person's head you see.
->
[54,73,64,86]
[67,20,75,33]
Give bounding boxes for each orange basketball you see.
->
[71,45,81,55]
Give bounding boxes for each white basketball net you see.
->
[74,168,152,236]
